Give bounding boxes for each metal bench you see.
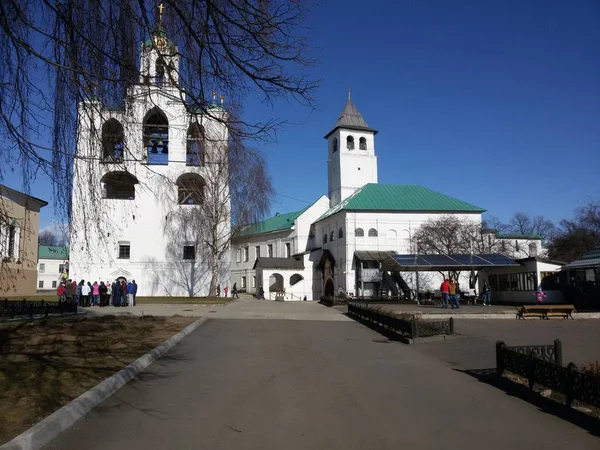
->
[516,304,575,320]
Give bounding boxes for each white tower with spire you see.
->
[325,92,378,208]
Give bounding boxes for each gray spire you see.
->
[334,98,370,129]
[324,94,378,138]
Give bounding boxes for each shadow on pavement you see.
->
[458,368,600,438]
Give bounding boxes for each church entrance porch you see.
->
[254,257,310,301]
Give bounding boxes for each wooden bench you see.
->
[516,304,576,320]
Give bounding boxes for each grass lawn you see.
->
[0,315,196,445]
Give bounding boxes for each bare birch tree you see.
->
[0,1,315,291]
[0,0,316,224]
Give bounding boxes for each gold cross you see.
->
[158,3,165,23]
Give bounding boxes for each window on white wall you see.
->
[241,276,247,288]
[236,248,241,263]
[529,242,538,257]
[39,263,45,273]
[368,228,378,237]
[355,228,364,237]
[338,228,344,239]
[183,245,196,260]
[243,247,249,262]
[268,244,273,257]
[52,280,57,288]
[255,246,261,259]
[38,281,44,288]
[252,276,256,288]
[323,233,328,244]
[387,229,397,244]
[285,243,291,258]
[330,231,335,242]
[59,264,65,274]
[118,244,131,259]
[359,137,367,150]
[346,135,354,150]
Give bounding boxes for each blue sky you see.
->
[6,0,600,231]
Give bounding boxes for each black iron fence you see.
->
[0,299,78,319]
[347,302,454,339]
[496,340,600,408]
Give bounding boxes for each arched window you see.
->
[144,108,169,165]
[359,137,367,150]
[368,228,378,237]
[290,274,303,286]
[176,173,205,205]
[330,231,335,242]
[102,119,124,163]
[355,228,364,237]
[186,122,205,166]
[346,135,354,150]
[156,58,166,87]
[338,228,344,239]
[323,233,328,244]
[332,137,338,153]
[529,242,538,257]
[101,172,138,200]
[387,229,397,244]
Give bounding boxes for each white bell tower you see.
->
[325,91,378,208]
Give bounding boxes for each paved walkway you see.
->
[83,298,351,321]
[43,299,599,449]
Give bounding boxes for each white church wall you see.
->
[70,79,230,297]
[230,229,292,294]
[316,211,483,295]
[295,195,330,252]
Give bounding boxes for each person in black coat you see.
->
[99,282,108,306]
[112,281,121,307]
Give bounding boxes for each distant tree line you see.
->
[414,201,600,265]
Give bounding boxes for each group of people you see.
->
[215,283,240,299]
[56,279,138,307]
[441,279,546,307]
[440,278,463,309]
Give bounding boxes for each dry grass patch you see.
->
[0,315,195,444]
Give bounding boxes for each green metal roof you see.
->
[234,208,307,238]
[38,246,69,260]
[318,184,486,221]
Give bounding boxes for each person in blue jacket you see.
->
[127,281,136,307]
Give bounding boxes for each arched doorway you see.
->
[324,279,334,298]
[269,273,284,292]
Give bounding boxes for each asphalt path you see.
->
[44,309,599,449]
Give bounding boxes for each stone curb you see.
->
[1,316,208,450]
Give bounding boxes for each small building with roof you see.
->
[232,95,516,300]
[560,245,600,310]
[0,185,48,296]
[37,246,69,291]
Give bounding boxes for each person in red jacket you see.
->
[440,279,450,309]
[121,280,128,306]
[57,283,66,303]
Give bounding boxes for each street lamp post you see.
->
[415,239,420,305]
